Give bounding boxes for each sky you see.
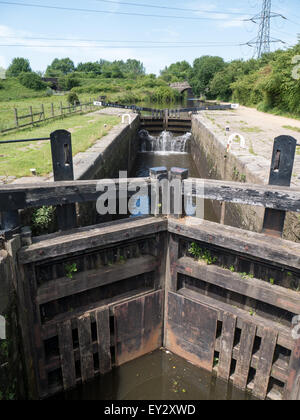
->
[0,0,299,74]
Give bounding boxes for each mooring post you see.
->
[262,135,297,237]
[170,167,189,219]
[50,130,77,231]
[150,167,168,216]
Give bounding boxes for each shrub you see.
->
[58,74,81,91]
[18,72,47,91]
[31,206,55,236]
[67,91,80,105]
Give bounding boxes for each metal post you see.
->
[60,102,63,116]
[41,104,45,120]
[51,103,54,118]
[170,168,189,219]
[150,167,168,216]
[50,130,77,231]
[262,135,297,237]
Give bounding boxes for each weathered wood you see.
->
[1,177,300,213]
[176,257,300,314]
[167,233,179,292]
[284,338,300,400]
[95,308,111,375]
[78,314,95,383]
[0,178,151,211]
[184,178,300,212]
[166,292,218,371]
[252,328,278,399]
[57,320,76,390]
[233,321,256,390]
[178,288,293,350]
[37,256,158,305]
[215,337,288,384]
[168,217,300,270]
[114,290,164,366]
[218,312,237,381]
[19,216,167,264]
[41,289,155,341]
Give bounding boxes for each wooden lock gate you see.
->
[1,136,300,400]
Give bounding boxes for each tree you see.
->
[188,56,225,97]
[58,73,81,91]
[6,58,31,77]
[124,59,145,76]
[76,61,102,75]
[160,61,191,82]
[45,58,75,76]
[18,72,47,91]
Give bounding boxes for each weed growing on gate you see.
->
[188,243,217,265]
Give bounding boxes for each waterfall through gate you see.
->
[139,130,191,153]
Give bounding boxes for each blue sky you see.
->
[0,0,299,74]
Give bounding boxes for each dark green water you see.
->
[56,350,254,401]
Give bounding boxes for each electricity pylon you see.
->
[246,0,285,58]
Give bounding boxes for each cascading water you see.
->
[139,130,191,153]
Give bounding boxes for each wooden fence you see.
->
[1,99,97,134]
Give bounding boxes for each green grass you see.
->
[239,126,263,133]
[0,75,181,131]
[282,125,300,133]
[0,87,96,132]
[0,113,120,177]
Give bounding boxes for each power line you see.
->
[0,1,250,21]
[0,43,243,48]
[93,0,253,16]
[0,35,241,45]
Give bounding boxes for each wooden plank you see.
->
[37,256,158,304]
[253,328,278,399]
[19,216,167,264]
[176,257,300,314]
[0,178,151,211]
[168,217,300,270]
[185,178,300,212]
[1,177,300,212]
[95,307,111,375]
[168,233,179,292]
[234,321,256,390]
[178,287,293,351]
[284,338,300,400]
[57,320,76,390]
[218,312,237,381]
[78,314,95,383]
[114,290,164,366]
[166,292,218,372]
[215,337,288,384]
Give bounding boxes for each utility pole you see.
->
[246,0,285,58]
[256,0,271,57]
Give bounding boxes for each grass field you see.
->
[0,112,120,178]
[0,76,181,132]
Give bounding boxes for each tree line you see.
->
[160,42,300,116]
[3,42,300,115]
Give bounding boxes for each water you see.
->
[140,130,191,153]
[56,350,255,400]
[131,130,219,223]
